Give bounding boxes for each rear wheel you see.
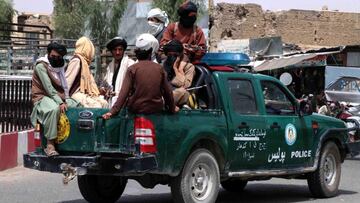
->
[307,142,341,198]
[78,175,127,203]
[221,179,247,192]
[171,149,220,203]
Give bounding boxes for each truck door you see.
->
[260,80,314,169]
[226,79,268,170]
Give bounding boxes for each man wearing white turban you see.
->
[136,33,159,63]
[102,34,177,120]
[147,8,169,42]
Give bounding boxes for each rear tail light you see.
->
[134,117,157,153]
[34,123,41,148]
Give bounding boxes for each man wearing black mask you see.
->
[163,40,195,107]
[160,1,206,63]
[31,42,79,157]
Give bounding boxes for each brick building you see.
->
[209,3,360,51]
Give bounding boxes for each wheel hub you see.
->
[324,154,336,186]
[191,165,212,201]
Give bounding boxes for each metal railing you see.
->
[0,76,32,133]
[0,38,78,76]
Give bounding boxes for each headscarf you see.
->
[74,36,99,96]
[163,39,184,55]
[178,1,198,28]
[136,33,159,62]
[147,8,169,26]
[178,1,198,17]
[147,8,169,37]
[163,40,184,81]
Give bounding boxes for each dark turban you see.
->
[177,1,198,17]
[106,37,128,51]
[47,42,67,56]
[163,40,183,55]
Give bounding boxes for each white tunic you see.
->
[104,55,135,107]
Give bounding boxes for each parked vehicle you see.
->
[24,53,355,203]
[325,76,360,103]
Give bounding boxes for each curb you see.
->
[0,129,35,171]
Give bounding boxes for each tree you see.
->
[53,0,127,45]
[53,0,127,80]
[53,0,93,39]
[152,0,208,23]
[85,0,127,46]
[0,0,14,40]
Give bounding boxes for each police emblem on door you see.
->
[285,124,297,146]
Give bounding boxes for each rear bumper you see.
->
[23,152,157,175]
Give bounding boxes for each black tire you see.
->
[171,149,220,203]
[221,179,248,192]
[307,142,341,198]
[78,175,127,203]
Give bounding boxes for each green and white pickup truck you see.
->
[24,53,355,203]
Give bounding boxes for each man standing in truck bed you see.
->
[102,34,177,119]
[160,1,206,63]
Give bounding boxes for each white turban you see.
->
[147,8,169,27]
[135,33,159,62]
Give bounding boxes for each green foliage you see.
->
[53,0,91,39]
[53,0,127,45]
[85,0,127,45]
[152,0,208,23]
[0,0,14,40]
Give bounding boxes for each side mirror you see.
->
[298,100,313,116]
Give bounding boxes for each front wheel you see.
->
[307,142,341,198]
[78,175,127,203]
[171,149,220,203]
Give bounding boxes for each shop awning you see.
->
[253,50,342,72]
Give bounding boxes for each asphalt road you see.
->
[1,157,359,203]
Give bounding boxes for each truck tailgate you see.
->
[54,108,134,153]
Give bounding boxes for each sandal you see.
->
[44,147,59,157]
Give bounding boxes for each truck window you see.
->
[228,79,258,114]
[261,81,295,115]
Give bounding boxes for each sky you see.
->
[12,0,360,14]
[13,0,53,14]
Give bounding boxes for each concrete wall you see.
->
[209,3,360,51]
[0,130,35,171]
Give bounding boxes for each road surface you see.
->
[0,157,359,203]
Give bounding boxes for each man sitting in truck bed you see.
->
[102,34,178,119]
[31,42,79,156]
[163,39,195,107]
